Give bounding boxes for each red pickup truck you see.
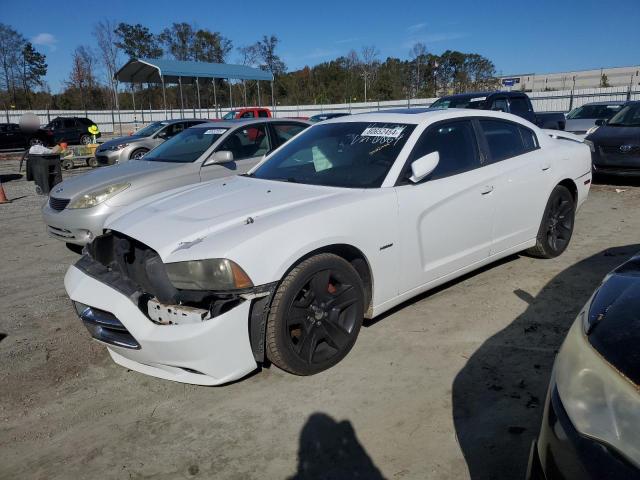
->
[220,107,271,120]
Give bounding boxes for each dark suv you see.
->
[33,117,101,146]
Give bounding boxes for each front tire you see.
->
[80,134,91,145]
[266,253,365,376]
[526,185,575,259]
[130,148,148,160]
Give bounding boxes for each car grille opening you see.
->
[49,197,70,211]
[75,303,140,349]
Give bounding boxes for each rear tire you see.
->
[29,137,43,147]
[266,253,365,376]
[526,185,575,259]
[61,158,74,170]
[87,157,98,168]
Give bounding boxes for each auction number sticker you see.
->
[204,129,227,135]
[361,126,405,138]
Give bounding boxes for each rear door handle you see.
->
[480,185,494,195]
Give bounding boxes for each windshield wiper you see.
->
[270,177,298,183]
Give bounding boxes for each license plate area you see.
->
[147,298,210,325]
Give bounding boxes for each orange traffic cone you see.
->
[0,180,9,204]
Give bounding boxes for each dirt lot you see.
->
[1,155,639,480]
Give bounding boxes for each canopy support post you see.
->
[131,85,137,130]
[229,80,233,110]
[178,76,184,118]
[196,78,201,118]
[161,75,167,120]
[242,80,247,106]
[212,79,218,119]
[271,80,275,116]
[257,81,261,107]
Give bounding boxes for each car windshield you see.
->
[607,104,640,127]
[142,127,228,163]
[251,122,416,188]
[430,97,487,109]
[222,111,238,120]
[566,104,623,120]
[134,121,168,137]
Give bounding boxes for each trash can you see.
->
[28,154,62,195]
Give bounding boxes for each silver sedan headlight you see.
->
[165,259,253,291]
[67,183,130,209]
[105,143,130,151]
[555,311,640,467]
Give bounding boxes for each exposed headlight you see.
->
[106,143,130,151]
[165,258,253,291]
[555,311,640,467]
[586,126,599,137]
[583,139,596,153]
[67,183,130,209]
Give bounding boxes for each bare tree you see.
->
[360,45,379,103]
[345,49,360,102]
[93,20,121,125]
[0,23,25,106]
[67,46,97,113]
[410,42,427,97]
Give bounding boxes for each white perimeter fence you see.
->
[4,86,640,134]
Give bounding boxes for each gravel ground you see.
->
[1,155,639,480]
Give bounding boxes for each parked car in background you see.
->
[32,116,101,146]
[63,109,590,385]
[565,101,625,136]
[42,118,310,250]
[585,101,640,177]
[430,91,566,130]
[0,123,30,149]
[309,112,350,123]
[220,107,272,120]
[95,119,208,165]
[527,254,640,480]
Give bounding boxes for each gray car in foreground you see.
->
[95,119,208,165]
[42,118,310,249]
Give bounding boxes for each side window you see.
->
[0,125,6,133]
[219,124,270,160]
[271,123,308,146]
[519,126,539,151]
[491,98,508,112]
[480,119,529,163]
[166,123,185,138]
[258,110,269,118]
[241,111,255,118]
[509,97,532,116]
[63,119,76,128]
[406,120,480,182]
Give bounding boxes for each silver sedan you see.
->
[95,119,208,165]
[42,118,310,249]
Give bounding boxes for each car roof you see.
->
[579,101,626,106]
[191,118,310,129]
[319,107,533,126]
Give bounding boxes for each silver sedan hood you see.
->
[97,135,146,150]
[51,160,184,199]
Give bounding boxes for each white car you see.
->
[64,109,592,385]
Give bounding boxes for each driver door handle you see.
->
[480,185,494,195]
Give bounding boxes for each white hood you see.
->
[106,175,347,260]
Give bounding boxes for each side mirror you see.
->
[595,118,607,126]
[205,150,234,165]
[409,151,439,183]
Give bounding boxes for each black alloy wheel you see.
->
[527,185,575,258]
[266,253,365,375]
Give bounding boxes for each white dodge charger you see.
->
[65,109,591,385]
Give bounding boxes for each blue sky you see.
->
[4,0,640,92]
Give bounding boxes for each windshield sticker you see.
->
[361,126,405,138]
[204,128,227,135]
[469,97,486,102]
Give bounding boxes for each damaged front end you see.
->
[76,231,276,362]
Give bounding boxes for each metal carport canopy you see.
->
[115,58,273,84]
